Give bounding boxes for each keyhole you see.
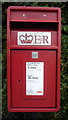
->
[18,80,20,83]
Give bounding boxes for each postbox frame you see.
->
[7,6,61,112]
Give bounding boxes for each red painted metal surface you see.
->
[11,50,56,107]
[7,6,61,112]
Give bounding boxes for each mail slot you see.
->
[7,6,61,112]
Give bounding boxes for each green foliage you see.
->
[2,2,68,120]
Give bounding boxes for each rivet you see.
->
[44,15,46,17]
[23,14,25,17]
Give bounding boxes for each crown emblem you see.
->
[19,33,33,43]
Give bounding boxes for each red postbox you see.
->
[7,6,61,112]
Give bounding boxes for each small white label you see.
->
[26,62,44,95]
[18,32,51,45]
[32,52,38,59]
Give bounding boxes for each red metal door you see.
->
[11,50,56,108]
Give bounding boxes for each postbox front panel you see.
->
[11,50,56,108]
[7,7,61,112]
